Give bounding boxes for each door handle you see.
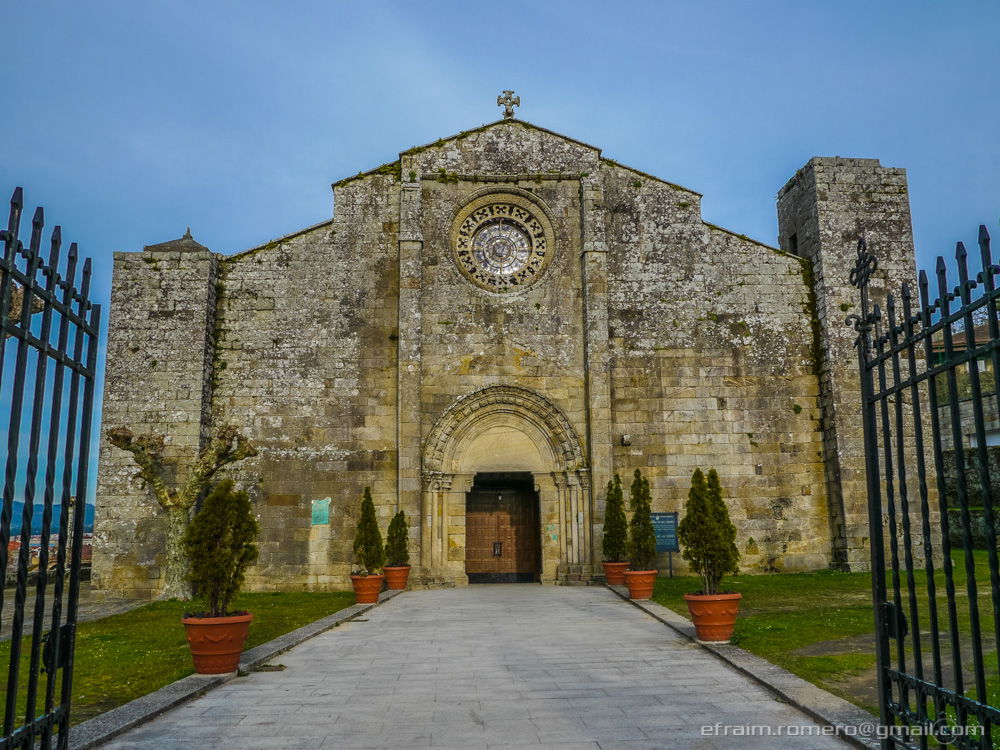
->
[493,541,502,557]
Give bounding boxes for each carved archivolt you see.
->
[423,385,585,474]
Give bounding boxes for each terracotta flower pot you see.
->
[623,569,657,599]
[383,565,411,590]
[351,574,385,603]
[683,592,742,643]
[181,612,253,674]
[602,561,630,586]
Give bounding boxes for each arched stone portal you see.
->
[421,385,591,585]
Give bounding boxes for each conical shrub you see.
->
[385,510,410,568]
[353,487,385,575]
[627,469,657,571]
[677,468,739,595]
[183,479,259,617]
[602,474,628,562]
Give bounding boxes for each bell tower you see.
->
[777,157,917,571]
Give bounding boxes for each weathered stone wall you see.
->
[93,238,218,596]
[94,121,925,595]
[211,175,400,592]
[777,157,921,571]
[602,162,830,573]
[401,124,600,581]
[941,445,1000,510]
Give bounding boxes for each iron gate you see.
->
[0,188,100,749]
[854,226,1000,748]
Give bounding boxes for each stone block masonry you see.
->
[94,119,919,596]
[778,157,922,571]
[93,232,218,595]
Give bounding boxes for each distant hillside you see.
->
[6,502,95,536]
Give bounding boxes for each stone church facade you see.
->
[93,114,916,597]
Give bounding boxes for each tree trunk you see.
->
[160,505,192,600]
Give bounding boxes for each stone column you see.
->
[553,472,569,580]
[397,171,423,545]
[580,176,613,574]
[577,468,594,579]
[534,472,560,583]
[446,473,474,585]
[420,472,446,573]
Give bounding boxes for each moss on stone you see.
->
[435,168,460,184]
[333,160,401,187]
[209,269,228,394]
[799,258,823,377]
[225,240,281,264]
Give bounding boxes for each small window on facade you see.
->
[970,429,1000,448]
[789,233,799,256]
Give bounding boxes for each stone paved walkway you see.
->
[102,586,850,749]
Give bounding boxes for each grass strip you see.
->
[1,590,354,726]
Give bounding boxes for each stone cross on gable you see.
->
[497,90,520,119]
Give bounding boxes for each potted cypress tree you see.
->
[677,468,741,643]
[383,510,411,590]
[181,479,260,674]
[351,487,385,603]
[624,469,657,599]
[601,474,629,585]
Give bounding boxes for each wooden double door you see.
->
[465,474,540,583]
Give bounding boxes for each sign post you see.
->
[651,512,680,577]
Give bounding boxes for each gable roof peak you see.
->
[398,118,603,158]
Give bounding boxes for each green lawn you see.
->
[653,551,1000,715]
[1,591,355,727]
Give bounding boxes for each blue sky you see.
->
[1,1,998,501]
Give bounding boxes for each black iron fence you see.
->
[0,188,100,749]
[854,226,1000,749]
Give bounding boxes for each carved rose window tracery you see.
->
[471,219,532,276]
[450,194,554,293]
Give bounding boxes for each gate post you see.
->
[849,237,893,744]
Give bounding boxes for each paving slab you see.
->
[98,586,852,749]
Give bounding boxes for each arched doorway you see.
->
[422,385,590,585]
[465,472,540,583]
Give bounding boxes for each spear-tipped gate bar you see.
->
[852,225,1000,748]
[0,188,101,750]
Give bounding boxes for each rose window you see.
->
[450,196,555,292]
[471,220,532,276]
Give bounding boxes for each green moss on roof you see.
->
[332,159,402,187]
[329,118,706,199]
[224,220,332,263]
[398,119,602,158]
[599,158,702,196]
[704,221,795,257]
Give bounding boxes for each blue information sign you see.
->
[651,512,679,552]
